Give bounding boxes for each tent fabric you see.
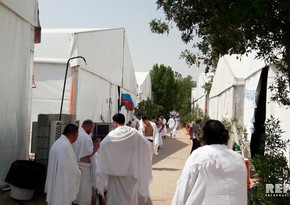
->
[209,55,245,99]
[33,28,137,124]
[210,52,265,142]
[0,1,39,187]
[209,88,236,121]
[209,52,290,163]
[31,63,72,123]
[194,73,213,112]
[74,68,115,123]
[35,28,137,93]
[243,70,262,142]
[122,35,138,94]
[208,55,245,122]
[0,0,39,26]
[135,72,152,103]
[265,65,290,163]
[209,53,264,130]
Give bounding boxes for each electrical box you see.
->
[93,123,114,141]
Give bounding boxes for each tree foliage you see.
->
[175,74,195,117]
[134,99,162,119]
[182,106,210,129]
[250,116,290,204]
[150,0,290,106]
[150,64,177,114]
[150,64,195,118]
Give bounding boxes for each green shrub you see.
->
[249,116,290,204]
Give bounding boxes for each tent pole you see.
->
[59,56,87,121]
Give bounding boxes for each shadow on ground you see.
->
[152,135,189,165]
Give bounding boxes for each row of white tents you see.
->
[33,28,139,124]
[136,72,152,104]
[193,52,290,163]
[32,28,152,124]
[0,2,152,187]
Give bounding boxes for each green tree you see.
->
[150,64,195,117]
[150,64,177,114]
[134,99,162,119]
[183,106,210,128]
[150,0,290,106]
[175,74,195,118]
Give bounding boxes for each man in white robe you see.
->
[161,116,167,138]
[45,124,81,205]
[96,113,152,205]
[172,120,247,205]
[167,115,176,137]
[72,119,97,205]
[141,116,159,158]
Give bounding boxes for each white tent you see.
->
[32,28,138,125]
[265,65,290,163]
[194,73,213,113]
[0,0,40,186]
[208,55,245,124]
[135,72,152,104]
[209,52,290,162]
[242,55,290,162]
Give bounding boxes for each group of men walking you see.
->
[44,113,248,205]
[45,113,154,205]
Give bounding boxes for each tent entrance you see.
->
[250,66,269,158]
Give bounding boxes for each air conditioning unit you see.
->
[49,121,64,149]
[93,123,114,141]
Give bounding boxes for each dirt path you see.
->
[139,129,191,205]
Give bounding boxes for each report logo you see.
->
[265,184,290,197]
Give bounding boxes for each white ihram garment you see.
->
[162,118,167,136]
[45,135,81,205]
[96,126,152,205]
[171,144,247,205]
[151,122,159,155]
[167,118,176,136]
[72,127,94,205]
[156,127,164,147]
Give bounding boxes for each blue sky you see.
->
[38,0,203,81]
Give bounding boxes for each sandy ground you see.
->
[138,129,191,205]
[0,129,191,205]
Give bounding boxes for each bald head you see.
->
[82,119,94,134]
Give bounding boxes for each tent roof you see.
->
[242,51,267,79]
[42,28,123,34]
[135,72,149,85]
[0,0,40,26]
[209,55,245,98]
[135,72,152,100]
[209,52,268,98]
[34,28,125,62]
[34,28,137,94]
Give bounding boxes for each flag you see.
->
[120,93,134,111]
